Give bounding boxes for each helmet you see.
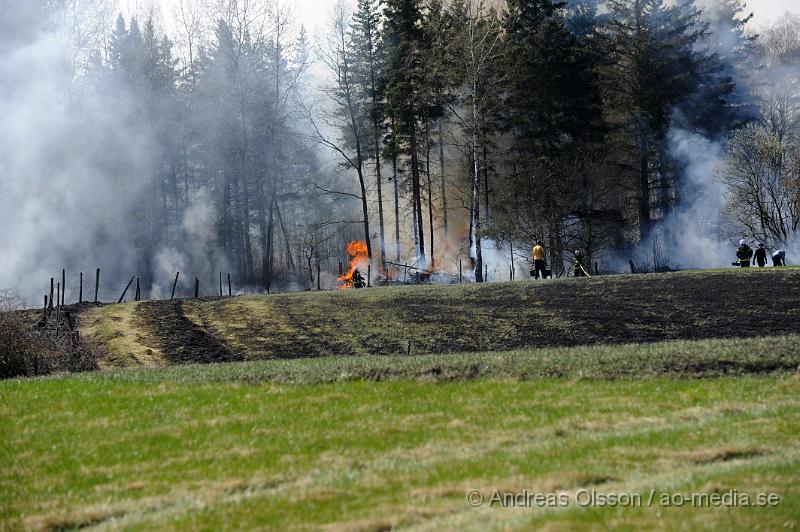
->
[739,239,746,246]
[575,249,582,256]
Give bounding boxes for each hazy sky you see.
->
[131,0,799,36]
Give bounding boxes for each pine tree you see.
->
[504,0,602,152]
[677,0,757,135]
[496,0,604,267]
[381,0,430,263]
[599,0,710,239]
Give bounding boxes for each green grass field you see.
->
[2,337,800,530]
[3,270,800,530]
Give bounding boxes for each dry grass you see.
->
[81,303,165,369]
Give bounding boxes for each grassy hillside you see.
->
[6,270,800,529]
[82,268,800,368]
[2,364,798,530]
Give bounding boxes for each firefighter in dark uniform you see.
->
[352,268,366,289]
[735,239,753,267]
[574,249,588,277]
[754,243,768,268]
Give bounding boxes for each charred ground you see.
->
[83,268,800,367]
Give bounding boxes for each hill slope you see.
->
[82,269,800,368]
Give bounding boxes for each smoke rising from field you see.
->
[0,3,231,306]
[636,130,731,271]
[2,0,797,307]
[0,9,147,306]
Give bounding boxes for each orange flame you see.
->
[338,240,369,288]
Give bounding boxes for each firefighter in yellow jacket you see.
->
[532,241,547,279]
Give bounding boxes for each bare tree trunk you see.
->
[392,148,401,262]
[439,121,448,239]
[257,173,269,285]
[265,182,276,292]
[412,188,419,258]
[231,174,244,276]
[374,138,386,270]
[483,143,490,224]
[410,128,426,263]
[275,202,296,271]
[472,130,483,283]
[371,101,386,269]
[426,133,435,268]
[639,131,651,241]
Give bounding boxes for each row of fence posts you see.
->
[45,268,100,312]
[44,269,235,310]
[42,255,586,311]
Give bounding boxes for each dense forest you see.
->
[1,0,799,302]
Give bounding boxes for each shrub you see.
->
[0,289,97,379]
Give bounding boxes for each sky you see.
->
[128,0,800,36]
[745,0,800,24]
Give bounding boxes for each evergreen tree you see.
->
[497,0,604,266]
[381,0,431,263]
[598,0,711,238]
[504,0,603,152]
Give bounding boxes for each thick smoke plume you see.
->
[0,3,228,306]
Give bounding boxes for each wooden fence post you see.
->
[118,276,134,304]
[134,277,140,302]
[228,273,232,296]
[171,272,180,300]
[194,278,199,299]
[510,242,515,279]
[94,268,100,303]
[316,264,321,291]
[367,264,371,288]
[49,278,54,310]
[56,283,60,310]
[79,272,83,303]
[219,272,223,297]
[61,269,65,306]
[459,260,462,283]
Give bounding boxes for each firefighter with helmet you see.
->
[352,268,366,289]
[735,239,754,268]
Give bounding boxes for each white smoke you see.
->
[662,129,732,268]
[0,11,156,306]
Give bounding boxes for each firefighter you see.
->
[772,249,786,267]
[352,268,366,289]
[754,243,768,268]
[532,240,547,279]
[735,239,753,267]
[573,249,588,277]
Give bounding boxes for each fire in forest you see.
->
[338,240,369,289]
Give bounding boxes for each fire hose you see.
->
[566,262,592,277]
